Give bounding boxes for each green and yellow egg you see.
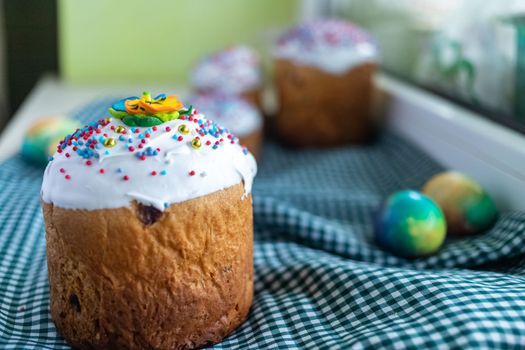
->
[374,190,446,258]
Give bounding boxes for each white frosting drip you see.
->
[273,20,379,74]
[190,94,262,138]
[191,46,261,95]
[41,115,257,211]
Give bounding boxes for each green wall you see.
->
[59,0,298,83]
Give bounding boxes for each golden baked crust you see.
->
[43,184,253,350]
[274,59,376,147]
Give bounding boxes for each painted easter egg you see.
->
[21,116,80,165]
[374,190,446,258]
[423,171,498,235]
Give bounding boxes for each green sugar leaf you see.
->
[108,108,129,119]
[179,106,193,117]
[122,116,164,127]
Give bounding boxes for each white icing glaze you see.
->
[191,46,261,95]
[41,113,257,211]
[189,94,262,138]
[273,20,379,74]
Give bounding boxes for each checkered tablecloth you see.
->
[1,99,525,349]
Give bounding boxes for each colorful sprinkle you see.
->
[115,125,126,133]
[189,170,196,176]
[103,137,117,148]
[191,138,202,149]
[178,124,189,135]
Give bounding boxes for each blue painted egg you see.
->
[374,190,446,258]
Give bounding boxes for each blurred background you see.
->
[1,0,525,134]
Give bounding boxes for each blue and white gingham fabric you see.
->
[1,99,525,349]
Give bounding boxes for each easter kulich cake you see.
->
[273,20,379,147]
[190,46,262,108]
[190,94,263,158]
[41,92,257,349]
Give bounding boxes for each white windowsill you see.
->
[377,74,525,211]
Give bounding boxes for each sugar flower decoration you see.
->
[109,91,184,126]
